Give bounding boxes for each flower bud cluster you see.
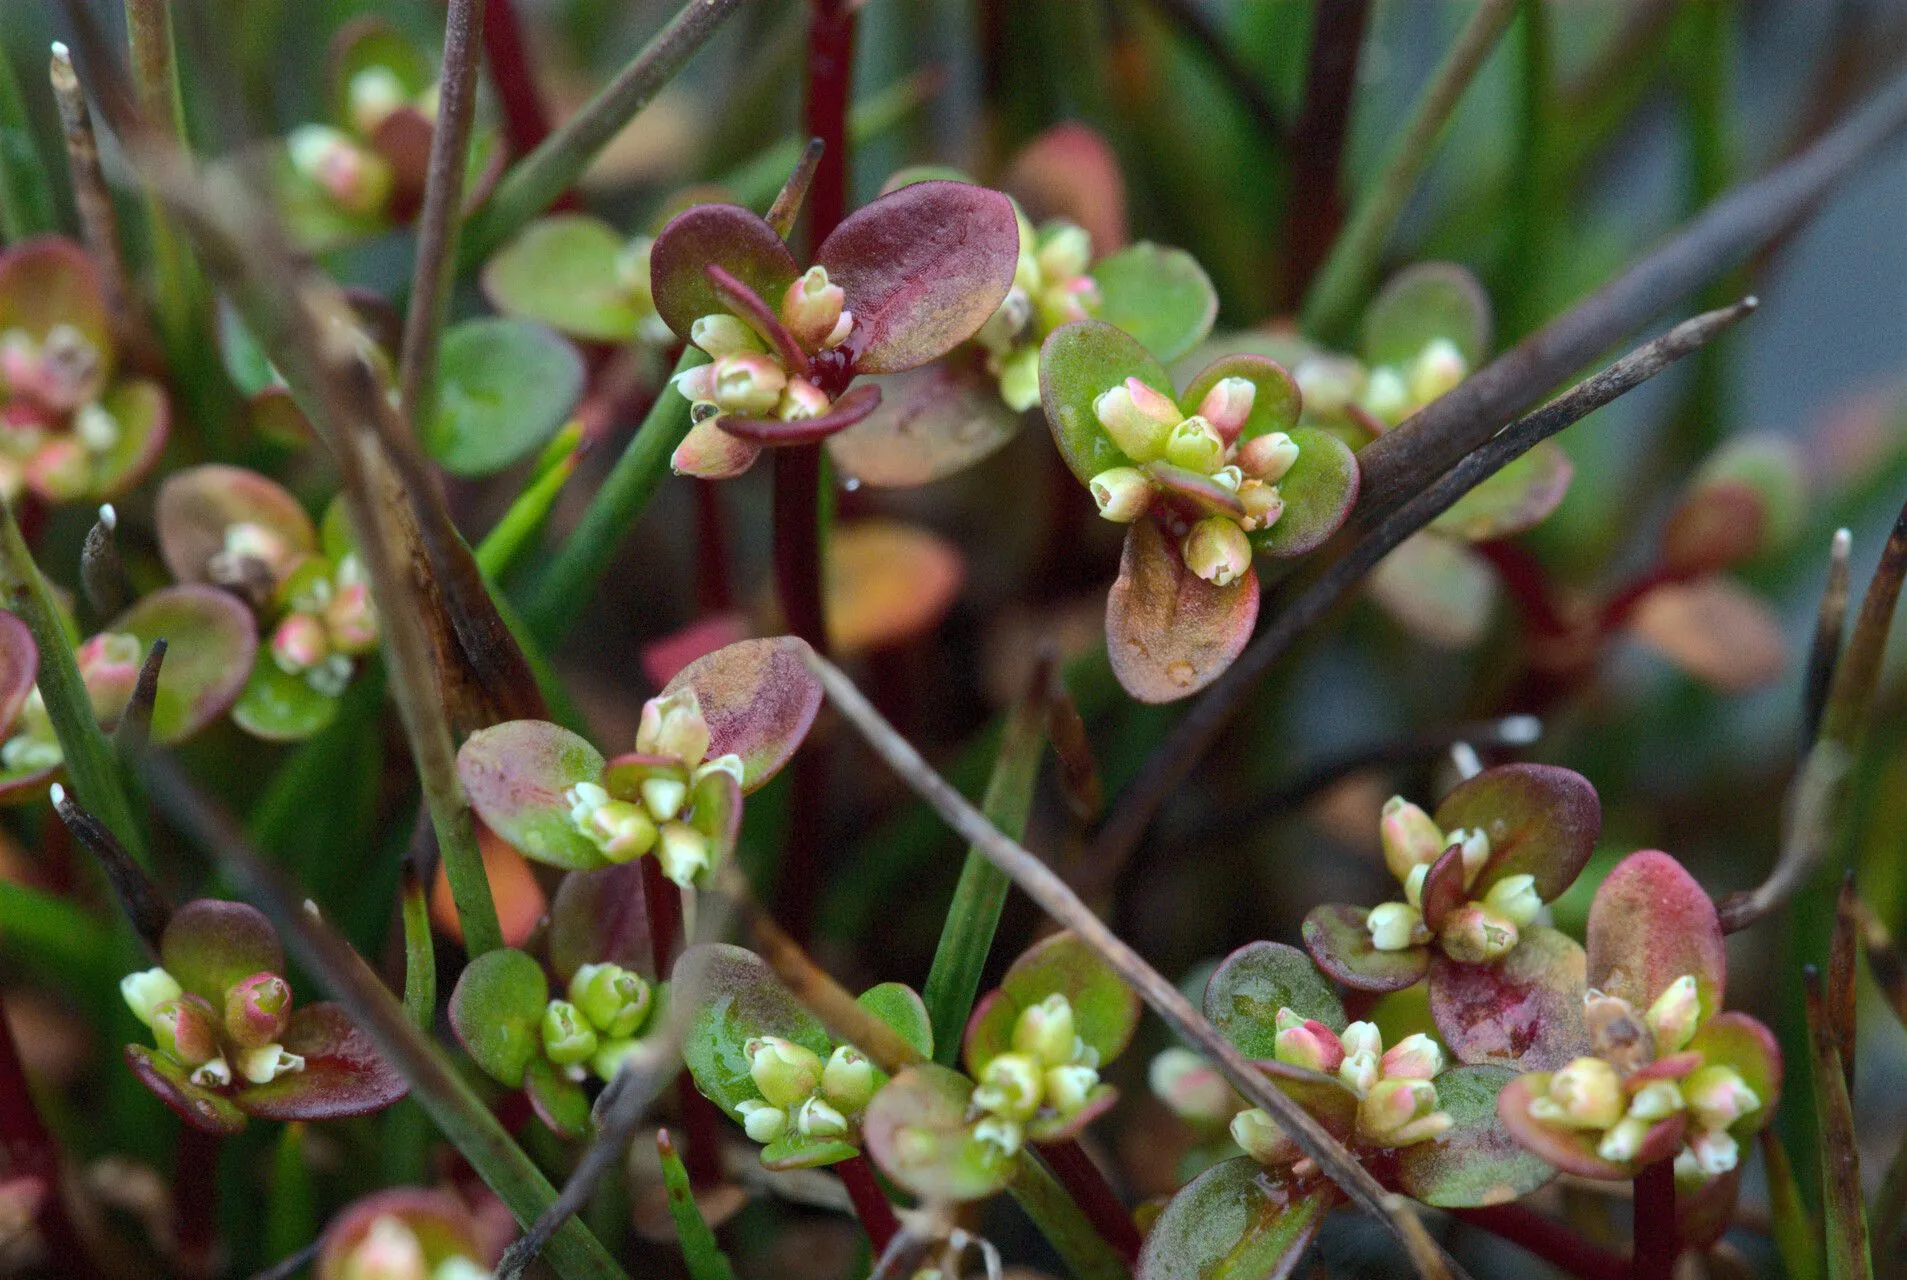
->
[335,1212,493,1280]
[974,216,1102,411]
[0,323,129,504]
[0,687,60,774]
[732,1034,880,1150]
[967,994,1103,1158]
[1147,1046,1242,1128]
[535,963,659,1085]
[1230,1011,1452,1173]
[1086,375,1295,586]
[269,552,379,698]
[563,688,742,887]
[1357,339,1470,429]
[1366,797,1540,964]
[1522,976,1759,1180]
[121,963,306,1092]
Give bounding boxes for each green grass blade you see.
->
[656,1131,737,1280]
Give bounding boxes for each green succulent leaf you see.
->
[1248,427,1359,559]
[482,215,646,342]
[1359,262,1492,370]
[1431,441,1573,542]
[1300,904,1430,994]
[1686,1011,1782,1138]
[1393,1065,1554,1207]
[1203,941,1345,1057]
[1091,243,1217,364]
[524,1057,593,1139]
[428,318,585,478]
[961,930,1137,1073]
[858,982,933,1060]
[0,236,112,364]
[862,1063,1015,1201]
[161,899,285,1005]
[1135,1155,1330,1280]
[446,947,549,1088]
[90,378,172,500]
[232,652,342,743]
[457,720,607,870]
[677,943,829,1118]
[548,864,653,983]
[156,465,316,586]
[1040,319,1174,484]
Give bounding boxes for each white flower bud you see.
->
[1035,223,1093,283]
[1360,367,1412,425]
[1013,994,1080,1068]
[1645,976,1701,1054]
[1451,829,1491,885]
[1149,1048,1237,1124]
[640,776,689,823]
[1379,1034,1443,1081]
[1340,1022,1384,1060]
[1182,517,1252,588]
[1359,1078,1449,1146]
[541,1001,599,1066]
[1483,874,1543,928]
[346,65,410,137]
[1338,1050,1380,1097]
[1438,902,1520,965]
[1045,1065,1099,1114]
[1596,1115,1652,1164]
[1403,863,1430,910]
[657,822,713,887]
[1237,481,1285,531]
[1230,1108,1301,1166]
[996,345,1041,412]
[748,1036,824,1108]
[237,1043,306,1084]
[972,1115,1022,1158]
[637,688,712,767]
[712,354,788,417]
[973,1052,1044,1121]
[121,968,183,1027]
[797,1095,850,1139]
[781,267,847,349]
[1093,379,1181,461]
[822,1046,877,1112]
[690,315,765,360]
[1527,1057,1623,1131]
[1087,467,1154,522]
[1626,1080,1686,1123]
[1686,1127,1739,1176]
[1684,1066,1759,1132]
[1366,902,1429,952]
[1408,339,1468,407]
[190,1057,233,1089]
[1164,416,1226,474]
[778,377,832,421]
[736,1098,787,1144]
[343,1214,428,1280]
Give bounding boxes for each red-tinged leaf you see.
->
[1496,1072,1686,1181]
[1418,844,1468,934]
[1677,1165,1742,1251]
[862,1063,1015,1201]
[961,930,1139,1073]
[124,1045,248,1134]
[1249,427,1359,559]
[1359,263,1493,370]
[317,1188,487,1280]
[1428,927,1590,1071]
[641,613,751,689]
[1146,462,1247,520]
[1433,763,1601,902]
[110,585,259,745]
[1002,121,1128,252]
[1586,850,1726,1018]
[0,612,36,736]
[1431,441,1573,541]
[1300,904,1429,994]
[548,864,653,982]
[156,464,317,587]
[676,943,829,1117]
[236,1002,407,1120]
[162,899,284,1004]
[1392,1065,1554,1207]
[815,180,1020,375]
[1106,519,1257,704]
[1203,941,1345,1058]
[1135,1155,1332,1280]
[826,356,1024,488]
[0,237,112,366]
[663,637,822,792]
[1686,1012,1782,1137]
[524,1057,593,1139]
[1178,355,1301,445]
[447,947,549,1088]
[89,378,171,500]
[457,720,608,870]
[1040,319,1174,485]
[715,383,882,445]
[1091,243,1217,364]
[1629,578,1787,693]
[1670,434,1805,569]
[1367,533,1499,649]
[649,204,799,341]
[598,753,682,801]
[824,519,965,656]
[672,416,763,479]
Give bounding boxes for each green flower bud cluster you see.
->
[733,1035,880,1149]
[336,1211,493,1280]
[1230,1010,1452,1172]
[537,963,659,1084]
[269,551,379,697]
[1366,796,1542,964]
[609,237,675,346]
[975,214,1101,411]
[0,322,131,504]
[967,994,1102,1158]
[121,963,305,1092]
[1,686,60,774]
[1355,338,1469,429]
[1085,375,1296,587]
[563,688,743,887]
[1522,976,1757,1181]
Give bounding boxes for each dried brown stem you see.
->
[1715,737,1847,935]
[803,651,1471,1280]
[1802,527,1854,750]
[48,43,149,365]
[49,782,169,955]
[111,636,165,758]
[766,137,825,240]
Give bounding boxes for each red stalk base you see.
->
[1455,1204,1629,1280]
[1632,1159,1679,1280]
[837,1153,901,1254]
[1038,1138,1141,1264]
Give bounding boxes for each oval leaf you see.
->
[1629,578,1788,693]
[457,720,607,870]
[1178,355,1301,445]
[236,1002,407,1121]
[1431,441,1573,542]
[825,519,965,656]
[1367,533,1498,650]
[962,931,1138,1072]
[826,357,1024,488]
[649,204,799,341]
[1249,427,1359,559]
[110,585,257,745]
[1106,518,1257,704]
[1359,263,1492,369]
[1002,122,1128,252]
[676,943,829,1117]
[161,899,285,1004]
[1204,941,1345,1058]
[231,651,343,742]
[1301,904,1430,994]
[124,1045,248,1134]
[662,637,821,791]
[862,1063,1015,1201]
[816,180,1020,375]
[0,612,37,736]
[429,318,584,477]
[549,864,654,982]
[1427,927,1589,1071]
[1586,849,1725,1018]
[1091,243,1217,364]
[156,464,316,586]
[1136,1155,1330,1280]
[1040,319,1173,485]
[482,215,645,341]
[91,378,172,499]
[1433,763,1601,902]
[858,982,934,1061]
[0,237,111,360]
[447,947,549,1088]
[524,1057,593,1139]
[1393,1065,1554,1207]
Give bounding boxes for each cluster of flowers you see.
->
[966,993,1103,1159]
[288,62,436,219]
[1293,334,1469,432]
[0,320,127,502]
[121,962,304,1092]
[533,962,659,1086]
[974,218,1099,411]
[241,531,380,698]
[734,1034,879,1149]
[1365,796,1542,963]
[672,269,852,440]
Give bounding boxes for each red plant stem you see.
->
[481,0,551,156]
[1037,1139,1142,1264]
[1632,1158,1679,1280]
[0,996,98,1279]
[644,857,683,976]
[1472,539,1572,638]
[174,1124,221,1277]
[695,480,733,614]
[1282,0,1372,306]
[1455,1205,1629,1280]
[836,1153,901,1253]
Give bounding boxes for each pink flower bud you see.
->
[1358,1077,1448,1147]
[672,362,719,404]
[271,613,331,675]
[1437,901,1520,964]
[778,377,832,421]
[286,125,393,217]
[1235,431,1299,483]
[151,995,222,1068]
[1197,377,1258,442]
[225,972,292,1049]
[1379,796,1444,881]
[711,354,788,417]
[1148,1048,1238,1125]
[1379,1033,1444,1081]
[76,631,142,724]
[1092,378,1182,462]
[340,1214,429,1280]
[636,688,712,768]
[324,582,380,655]
[781,266,847,350]
[1528,1056,1623,1131]
[1230,1108,1302,1166]
[1273,1015,1344,1074]
[1684,1065,1759,1132]
[23,437,89,503]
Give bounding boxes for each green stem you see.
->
[0,498,145,861]
[400,866,436,1032]
[1299,0,1519,342]
[656,1130,737,1280]
[0,41,56,240]
[264,1123,317,1267]
[458,0,753,270]
[1008,1151,1131,1280]
[476,426,582,580]
[1759,1128,1823,1280]
[922,666,1049,1066]
[522,350,704,645]
[1500,0,1551,341]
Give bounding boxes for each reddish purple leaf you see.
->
[161,899,284,1004]
[1433,763,1601,902]
[236,1002,407,1121]
[124,1045,248,1134]
[716,383,882,445]
[1300,904,1428,994]
[549,864,653,982]
[110,585,260,745]
[816,180,1020,375]
[662,637,821,791]
[825,356,1023,489]
[1106,519,1257,704]
[1146,462,1247,521]
[1418,844,1468,934]
[0,612,36,735]
[1586,850,1726,1019]
[1677,1165,1742,1251]
[649,204,799,341]
[457,719,608,870]
[1428,927,1589,1071]
[156,464,316,586]
[704,263,809,373]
